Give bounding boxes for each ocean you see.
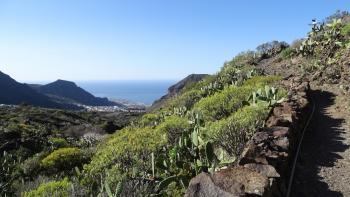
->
[77,80,176,106]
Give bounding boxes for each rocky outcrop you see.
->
[185,77,311,197]
[149,74,208,111]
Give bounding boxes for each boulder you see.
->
[185,173,244,197]
[264,127,290,137]
[243,163,280,178]
[213,167,269,196]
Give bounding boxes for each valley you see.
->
[0,8,349,197]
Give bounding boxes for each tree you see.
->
[325,10,349,24]
[256,40,289,58]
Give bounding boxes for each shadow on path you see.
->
[291,89,349,197]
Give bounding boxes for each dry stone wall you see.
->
[185,78,311,197]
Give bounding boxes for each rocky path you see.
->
[291,86,350,197]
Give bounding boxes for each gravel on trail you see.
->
[291,85,350,197]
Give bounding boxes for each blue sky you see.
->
[0,1,348,82]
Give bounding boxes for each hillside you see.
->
[150,74,209,111]
[0,72,126,110]
[37,80,121,107]
[0,105,141,195]
[1,10,350,197]
[79,12,350,196]
[0,71,77,109]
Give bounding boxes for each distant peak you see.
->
[51,79,77,86]
[56,79,72,83]
[0,70,14,80]
[0,70,8,76]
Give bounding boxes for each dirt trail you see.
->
[291,86,350,197]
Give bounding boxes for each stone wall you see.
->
[185,78,311,197]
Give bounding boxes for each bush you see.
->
[205,103,270,156]
[325,10,349,23]
[281,47,295,59]
[41,148,86,172]
[256,41,289,58]
[341,23,350,37]
[22,178,71,197]
[194,85,251,121]
[48,137,68,150]
[167,89,203,110]
[217,64,255,86]
[139,113,163,127]
[83,126,167,186]
[156,115,190,144]
[227,50,259,67]
[194,76,280,121]
[21,153,46,177]
[243,75,281,86]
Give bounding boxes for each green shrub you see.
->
[228,50,259,67]
[193,85,251,121]
[139,113,163,127]
[346,40,350,49]
[164,182,184,197]
[341,23,350,36]
[205,103,270,156]
[22,178,71,197]
[193,76,280,121]
[21,152,47,176]
[243,75,281,86]
[48,137,68,150]
[256,41,289,58]
[181,75,216,93]
[41,148,86,172]
[83,126,167,186]
[281,47,295,59]
[167,89,203,110]
[156,115,190,144]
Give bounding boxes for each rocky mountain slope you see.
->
[150,74,209,111]
[0,71,77,109]
[36,79,121,107]
[0,71,125,110]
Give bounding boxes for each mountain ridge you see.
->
[37,79,121,107]
[0,71,124,109]
[0,71,79,109]
[149,74,209,111]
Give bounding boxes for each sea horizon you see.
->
[24,79,178,105]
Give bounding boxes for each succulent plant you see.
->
[248,85,285,106]
[151,112,219,195]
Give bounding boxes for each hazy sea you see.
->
[77,80,176,105]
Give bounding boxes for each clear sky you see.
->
[0,1,348,82]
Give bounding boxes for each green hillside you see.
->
[1,10,350,197]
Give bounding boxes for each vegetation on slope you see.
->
[2,10,349,197]
[78,11,350,196]
[80,54,285,196]
[0,106,139,196]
